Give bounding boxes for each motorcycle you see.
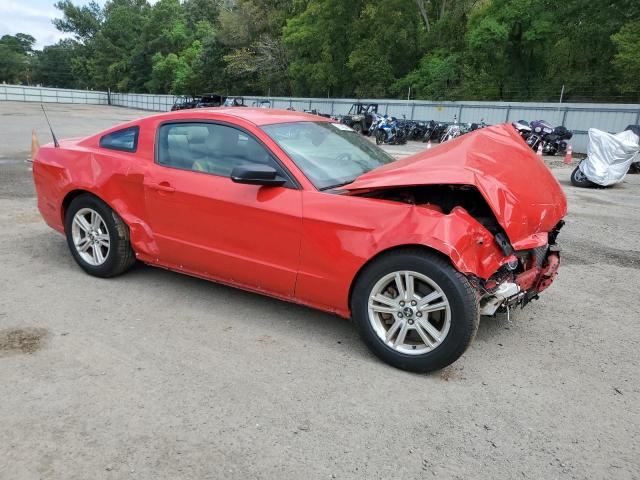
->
[421,120,437,142]
[512,120,532,141]
[467,118,487,132]
[625,125,640,173]
[526,119,554,152]
[440,116,462,143]
[570,128,640,188]
[368,113,385,136]
[373,116,407,145]
[542,126,573,156]
[406,120,427,141]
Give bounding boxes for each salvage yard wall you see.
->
[3,84,639,153]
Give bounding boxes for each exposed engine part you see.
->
[479,282,521,316]
[505,258,519,270]
[494,232,515,256]
[357,184,504,236]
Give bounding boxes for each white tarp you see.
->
[580,128,640,186]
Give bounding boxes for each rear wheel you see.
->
[570,164,596,188]
[351,250,479,373]
[64,194,136,277]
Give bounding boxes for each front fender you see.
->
[295,193,510,317]
[409,206,509,279]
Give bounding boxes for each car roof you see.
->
[152,108,332,126]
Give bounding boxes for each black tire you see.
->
[351,249,479,373]
[64,193,136,278]
[352,123,363,135]
[570,165,596,188]
[375,130,384,145]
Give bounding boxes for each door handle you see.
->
[147,181,175,193]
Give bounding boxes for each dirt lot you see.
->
[1,102,639,480]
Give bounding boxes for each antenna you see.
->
[40,104,59,147]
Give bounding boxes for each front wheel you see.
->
[375,130,385,145]
[65,193,136,277]
[570,164,596,188]
[352,123,363,135]
[351,250,479,373]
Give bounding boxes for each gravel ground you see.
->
[1,102,639,480]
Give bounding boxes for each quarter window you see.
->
[99,126,139,152]
[156,122,282,179]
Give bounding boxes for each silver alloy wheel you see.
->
[71,207,110,266]
[368,271,451,355]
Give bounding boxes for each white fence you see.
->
[100,92,640,153]
[3,84,640,153]
[0,84,108,104]
[110,92,178,112]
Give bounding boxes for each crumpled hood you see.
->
[345,123,567,249]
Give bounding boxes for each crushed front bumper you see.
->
[478,221,564,315]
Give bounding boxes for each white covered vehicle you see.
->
[571,128,640,188]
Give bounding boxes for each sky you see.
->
[0,0,94,49]
[0,0,154,49]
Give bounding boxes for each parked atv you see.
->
[341,103,379,135]
[171,95,201,111]
[223,97,246,107]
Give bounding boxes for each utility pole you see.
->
[559,84,565,104]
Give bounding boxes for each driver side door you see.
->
[143,121,303,298]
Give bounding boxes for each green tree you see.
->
[53,1,104,41]
[33,40,79,88]
[612,21,640,95]
[16,0,635,102]
[0,34,36,84]
[283,0,363,96]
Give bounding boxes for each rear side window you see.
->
[100,126,139,152]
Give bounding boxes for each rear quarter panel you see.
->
[33,141,148,244]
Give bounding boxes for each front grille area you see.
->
[531,245,549,268]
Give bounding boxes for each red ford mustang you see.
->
[33,108,566,372]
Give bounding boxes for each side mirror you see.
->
[231,164,286,187]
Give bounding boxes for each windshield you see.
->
[261,121,394,190]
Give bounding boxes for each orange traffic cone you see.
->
[31,129,40,160]
[427,139,432,150]
[536,141,543,156]
[563,144,573,164]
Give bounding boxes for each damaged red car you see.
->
[33,109,566,372]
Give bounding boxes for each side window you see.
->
[100,126,139,152]
[156,122,284,179]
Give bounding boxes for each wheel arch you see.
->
[347,243,455,312]
[61,189,100,227]
[61,188,126,228]
[60,187,158,256]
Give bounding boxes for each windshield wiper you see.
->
[319,180,355,191]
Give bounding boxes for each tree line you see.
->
[1,0,639,102]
